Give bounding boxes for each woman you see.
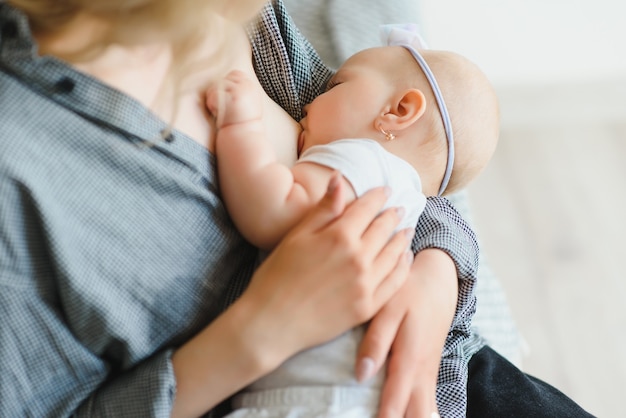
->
[0,1,593,417]
[0,1,472,417]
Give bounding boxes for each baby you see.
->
[208,26,499,418]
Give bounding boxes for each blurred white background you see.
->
[421,1,626,416]
[420,0,626,86]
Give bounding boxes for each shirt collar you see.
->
[0,3,213,175]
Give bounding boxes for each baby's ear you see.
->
[378,89,426,131]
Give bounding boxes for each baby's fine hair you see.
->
[401,48,500,195]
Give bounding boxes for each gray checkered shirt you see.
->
[0,1,483,417]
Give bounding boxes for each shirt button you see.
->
[1,21,18,39]
[55,77,75,94]
[160,129,175,143]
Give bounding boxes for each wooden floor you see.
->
[466,79,626,417]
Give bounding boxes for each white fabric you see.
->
[299,139,426,231]
[224,139,424,418]
[226,327,380,418]
[229,387,379,418]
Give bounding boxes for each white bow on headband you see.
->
[380,24,455,197]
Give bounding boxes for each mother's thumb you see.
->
[324,171,346,216]
[297,171,346,232]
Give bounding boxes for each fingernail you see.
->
[395,206,405,219]
[383,186,392,197]
[431,413,441,418]
[356,357,376,382]
[404,250,413,263]
[404,227,415,240]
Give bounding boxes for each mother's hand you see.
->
[171,173,413,418]
[242,172,414,366]
[357,248,458,418]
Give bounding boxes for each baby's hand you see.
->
[206,70,263,129]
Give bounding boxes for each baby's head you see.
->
[376,45,499,196]
[299,45,499,196]
[402,47,500,196]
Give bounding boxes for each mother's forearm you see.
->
[413,197,479,340]
[410,249,459,374]
[170,297,280,418]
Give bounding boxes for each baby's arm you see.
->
[208,70,354,250]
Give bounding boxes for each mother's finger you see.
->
[366,226,414,283]
[289,171,346,234]
[376,314,418,418]
[331,186,392,238]
[358,202,410,260]
[356,292,406,382]
[371,247,412,315]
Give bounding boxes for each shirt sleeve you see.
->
[248,0,334,121]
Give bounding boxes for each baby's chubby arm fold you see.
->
[208,70,354,250]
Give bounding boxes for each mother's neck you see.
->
[35,14,173,113]
[33,14,215,149]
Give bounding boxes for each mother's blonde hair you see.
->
[8,0,266,51]
[8,0,267,92]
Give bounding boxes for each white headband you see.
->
[380,24,455,196]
